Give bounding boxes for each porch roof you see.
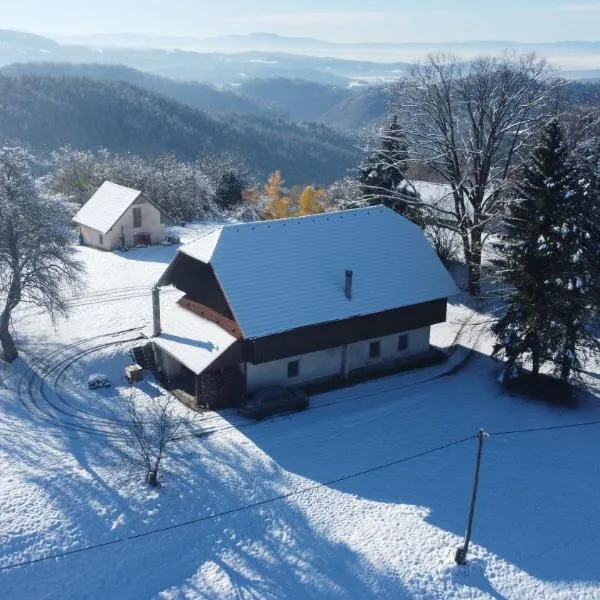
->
[144,299,237,376]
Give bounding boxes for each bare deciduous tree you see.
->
[425,224,461,266]
[0,146,83,362]
[389,54,556,295]
[114,394,183,487]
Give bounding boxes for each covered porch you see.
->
[147,299,245,410]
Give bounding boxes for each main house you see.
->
[146,206,458,409]
[73,181,168,250]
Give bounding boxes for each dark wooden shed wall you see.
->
[160,253,234,319]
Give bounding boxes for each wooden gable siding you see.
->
[244,298,447,365]
[164,253,235,320]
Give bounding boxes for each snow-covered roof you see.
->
[72,181,142,234]
[144,300,237,376]
[178,206,459,339]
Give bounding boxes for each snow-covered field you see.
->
[1,225,600,599]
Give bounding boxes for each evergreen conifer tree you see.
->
[214,171,244,210]
[548,161,598,380]
[493,119,598,381]
[359,115,425,227]
[493,119,571,378]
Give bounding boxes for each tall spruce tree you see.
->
[493,119,598,381]
[359,115,425,227]
[492,119,567,378]
[549,162,598,380]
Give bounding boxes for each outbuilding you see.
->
[73,181,168,250]
[146,206,459,408]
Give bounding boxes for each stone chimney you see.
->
[152,285,161,337]
[345,270,353,300]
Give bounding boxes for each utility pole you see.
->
[455,429,489,565]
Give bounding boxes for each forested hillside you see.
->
[235,78,348,122]
[0,62,268,116]
[0,74,358,183]
[1,62,392,131]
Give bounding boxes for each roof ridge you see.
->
[220,205,389,232]
[72,180,144,234]
[101,180,142,195]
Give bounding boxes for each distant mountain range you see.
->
[53,30,600,76]
[2,29,600,86]
[0,30,410,86]
[2,29,599,187]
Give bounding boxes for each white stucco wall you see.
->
[78,199,165,250]
[247,346,344,390]
[347,327,430,371]
[245,326,431,391]
[79,224,114,251]
[112,200,165,249]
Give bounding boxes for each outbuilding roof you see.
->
[175,206,459,340]
[72,181,143,234]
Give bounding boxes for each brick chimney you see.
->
[152,285,161,337]
[345,270,353,300]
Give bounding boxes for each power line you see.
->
[489,418,600,437]
[0,433,477,573]
[4,416,600,573]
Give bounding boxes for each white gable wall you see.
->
[78,200,165,250]
[245,326,430,391]
[115,199,165,249]
[79,224,114,251]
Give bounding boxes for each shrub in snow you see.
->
[425,224,461,265]
[113,394,183,487]
[45,147,227,223]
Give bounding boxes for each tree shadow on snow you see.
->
[4,347,600,598]
[237,348,600,591]
[1,418,409,599]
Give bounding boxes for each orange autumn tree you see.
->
[297,185,324,216]
[262,170,291,220]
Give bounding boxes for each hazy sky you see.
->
[2,0,599,43]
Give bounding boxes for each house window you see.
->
[287,360,300,378]
[98,233,103,245]
[132,207,142,228]
[369,341,381,359]
[398,334,408,352]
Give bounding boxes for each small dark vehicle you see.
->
[238,386,309,420]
